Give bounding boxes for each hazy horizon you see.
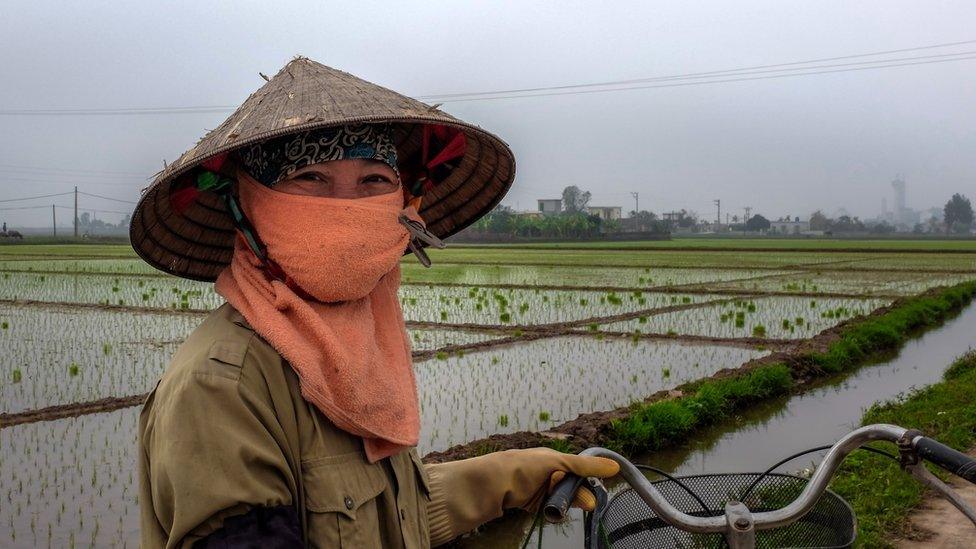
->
[2,1,974,228]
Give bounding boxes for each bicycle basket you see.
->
[593,473,856,549]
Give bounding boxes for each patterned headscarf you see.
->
[236,124,399,187]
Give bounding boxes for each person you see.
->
[132,57,618,548]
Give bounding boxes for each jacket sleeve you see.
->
[139,346,299,549]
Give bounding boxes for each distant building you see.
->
[769,217,810,235]
[892,177,906,224]
[537,199,562,215]
[585,206,622,221]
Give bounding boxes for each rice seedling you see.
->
[415,336,767,452]
[601,297,891,340]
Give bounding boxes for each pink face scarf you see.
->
[214,174,420,462]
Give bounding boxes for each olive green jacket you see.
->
[138,303,489,548]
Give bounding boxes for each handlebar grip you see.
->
[915,436,976,484]
[543,473,585,523]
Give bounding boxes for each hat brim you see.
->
[130,117,515,281]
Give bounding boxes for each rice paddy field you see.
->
[1,238,975,547]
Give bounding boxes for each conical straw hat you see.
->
[130,56,516,281]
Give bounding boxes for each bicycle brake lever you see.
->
[584,477,610,547]
[904,461,976,526]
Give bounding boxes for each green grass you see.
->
[608,364,793,455]
[606,281,976,457]
[810,281,976,373]
[829,350,976,547]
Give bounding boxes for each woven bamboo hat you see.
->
[130,56,515,281]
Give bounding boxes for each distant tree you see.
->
[831,216,865,233]
[868,222,895,234]
[745,214,770,232]
[943,193,973,234]
[809,210,830,231]
[561,186,591,214]
[486,204,514,234]
[628,210,658,232]
[676,209,697,229]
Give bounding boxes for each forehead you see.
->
[297,158,393,171]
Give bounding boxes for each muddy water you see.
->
[2,304,971,548]
[464,302,976,548]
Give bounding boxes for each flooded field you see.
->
[466,301,976,548]
[417,337,766,452]
[600,296,891,339]
[0,241,974,548]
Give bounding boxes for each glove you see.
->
[425,447,619,546]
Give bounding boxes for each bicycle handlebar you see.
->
[544,423,976,530]
[913,435,976,484]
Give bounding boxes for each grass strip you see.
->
[829,350,976,547]
[810,281,976,374]
[606,281,976,457]
[608,364,793,454]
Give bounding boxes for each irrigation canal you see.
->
[463,302,976,548]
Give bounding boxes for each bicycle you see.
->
[542,424,976,548]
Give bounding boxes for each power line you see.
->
[0,106,236,116]
[0,170,145,180]
[0,204,131,215]
[56,205,131,215]
[0,38,972,115]
[434,55,976,103]
[0,204,63,211]
[0,163,148,176]
[0,176,143,187]
[419,41,976,100]
[77,191,137,204]
[0,191,74,203]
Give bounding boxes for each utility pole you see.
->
[74,186,78,238]
[744,206,752,222]
[52,205,56,237]
[630,192,639,230]
[713,199,721,227]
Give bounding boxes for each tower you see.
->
[891,177,906,224]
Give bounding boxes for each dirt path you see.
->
[894,449,976,548]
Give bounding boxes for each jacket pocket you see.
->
[302,452,389,548]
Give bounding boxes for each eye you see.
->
[362,174,392,184]
[297,172,325,182]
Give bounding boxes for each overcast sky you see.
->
[1,1,974,227]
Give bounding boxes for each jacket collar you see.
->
[221,302,255,332]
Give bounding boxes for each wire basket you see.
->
[594,473,856,549]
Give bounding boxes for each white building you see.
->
[585,206,622,221]
[537,199,562,215]
[769,217,810,235]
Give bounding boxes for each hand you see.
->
[478,447,620,513]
